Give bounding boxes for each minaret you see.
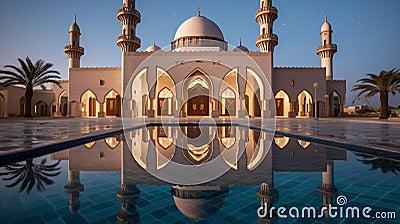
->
[318,161,338,215]
[316,15,337,80]
[255,0,278,53]
[117,0,141,52]
[64,169,84,214]
[64,16,84,68]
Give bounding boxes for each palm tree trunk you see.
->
[380,92,389,119]
[24,87,33,117]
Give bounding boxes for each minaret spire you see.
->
[64,15,84,69]
[255,0,278,53]
[117,0,141,52]
[316,15,337,80]
[198,5,201,16]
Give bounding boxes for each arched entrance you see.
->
[131,68,148,117]
[329,91,341,117]
[59,91,68,117]
[104,89,121,117]
[81,90,98,117]
[183,72,212,117]
[296,90,313,118]
[220,88,236,117]
[158,88,173,116]
[35,101,48,117]
[275,90,290,117]
[245,70,263,118]
[156,69,176,117]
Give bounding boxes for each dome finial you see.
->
[198,5,201,16]
[153,38,156,46]
[240,38,242,46]
[74,14,77,23]
[324,11,327,22]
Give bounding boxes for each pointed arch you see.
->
[274,136,290,149]
[245,68,264,118]
[296,90,313,118]
[275,90,290,117]
[105,137,120,149]
[81,89,99,117]
[103,89,121,117]
[130,68,148,117]
[58,90,68,116]
[156,67,176,117]
[182,69,213,117]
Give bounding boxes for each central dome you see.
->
[174,16,225,41]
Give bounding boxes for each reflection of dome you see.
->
[174,16,224,41]
[172,185,229,221]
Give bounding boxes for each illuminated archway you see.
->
[274,136,289,149]
[275,90,290,117]
[81,90,99,117]
[183,70,212,117]
[105,137,120,149]
[245,69,264,118]
[296,90,313,118]
[58,91,68,116]
[131,68,148,117]
[156,68,176,117]
[103,89,121,117]
[298,140,311,149]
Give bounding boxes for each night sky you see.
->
[0,0,399,106]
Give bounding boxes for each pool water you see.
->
[0,126,399,223]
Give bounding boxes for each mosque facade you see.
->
[0,0,346,118]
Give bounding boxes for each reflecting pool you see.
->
[0,126,399,223]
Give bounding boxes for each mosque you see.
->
[0,0,346,118]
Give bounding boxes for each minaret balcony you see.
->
[256,6,278,21]
[118,7,141,20]
[64,45,84,54]
[117,35,141,46]
[256,34,278,44]
[316,44,337,54]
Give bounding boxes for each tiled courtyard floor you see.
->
[0,117,399,158]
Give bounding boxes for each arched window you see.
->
[123,29,126,36]
[262,28,266,35]
[324,40,326,46]
[262,1,264,8]
[130,29,133,36]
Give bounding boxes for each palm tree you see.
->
[0,158,61,194]
[356,155,400,175]
[0,57,61,117]
[351,68,400,119]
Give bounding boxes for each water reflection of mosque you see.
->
[51,126,346,223]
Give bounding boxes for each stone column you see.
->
[98,102,105,117]
[288,101,296,118]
